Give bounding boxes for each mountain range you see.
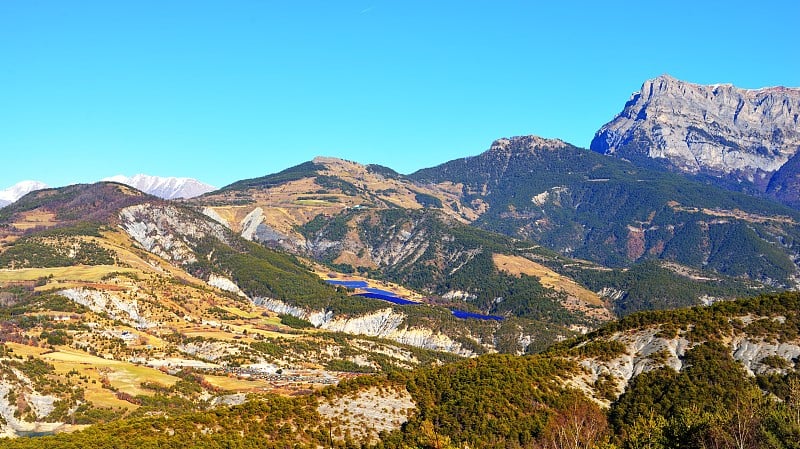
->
[2,74,800,446]
[102,174,216,199]
[0,181,49,208]
[0,175,215,209]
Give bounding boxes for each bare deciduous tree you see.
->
[539,400,608,449]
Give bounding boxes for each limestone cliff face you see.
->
[119,203,231,265]
[0,364,68,438]
[568,324,800,406]
[59,288,154,329]
[591,75,800,203]
[252,298,480,356]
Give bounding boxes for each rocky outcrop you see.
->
[252,297,332,326]
[240,207,265,241]
[317,386,415,445]
[568,323,800,406]
[178,340,242,362]
[201,207,230,228]
[207,274,248,297]
[592,75,800,203]
[238,208,296,248]
[569,329,691,405]
[731,336,800,375]
[119,203,231,265]
[322,310,475,356]
[0,372,65,438]
[59,288,154,329]
[252,298,477,356]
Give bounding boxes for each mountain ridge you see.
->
[410,134,800,292]
[591,74,800,206]
[101,174,216,199]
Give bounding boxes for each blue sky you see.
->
[2,0,798,188]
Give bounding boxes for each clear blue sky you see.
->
[2,0,798,188]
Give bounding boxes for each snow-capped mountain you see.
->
[0,180,49,207]
[102,174,215,199]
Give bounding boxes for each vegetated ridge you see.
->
[410,134,800,295]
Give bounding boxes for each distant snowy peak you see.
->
[0,180,49,206]
[102,174,216,199]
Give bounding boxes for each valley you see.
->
[1,74,800,447]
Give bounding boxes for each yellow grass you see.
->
[183,329,242,340]
[183,322,300,341]
[202,374,273,391]
[0,265,130,283]
[11,210,58,230]
[4,343,179,409]
[261,315,283,326]
[3,342,49,357]
[42,347,178,396]
[294,199,335,206]
[219,305,261,319]
[492,253,603,306]
[244,325,304,339]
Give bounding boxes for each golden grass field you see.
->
[5,343,179,409]
[218,305,262,319]
[202,374,274,392]
[11,210,59,230]
[492,253,603,306]
[0,265,129,283]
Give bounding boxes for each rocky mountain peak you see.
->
[591,75,800,199]
[488,135,569,154]
[102,174,216,199]
[0,180,49,207]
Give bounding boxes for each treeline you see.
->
[569,259,768,315]
[0,396,326,449]
[220,161,321,191]
[0,236,116,268]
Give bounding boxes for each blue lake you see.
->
[355,292,418,305]
[325,279,504,320]
[450,309,505,321]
